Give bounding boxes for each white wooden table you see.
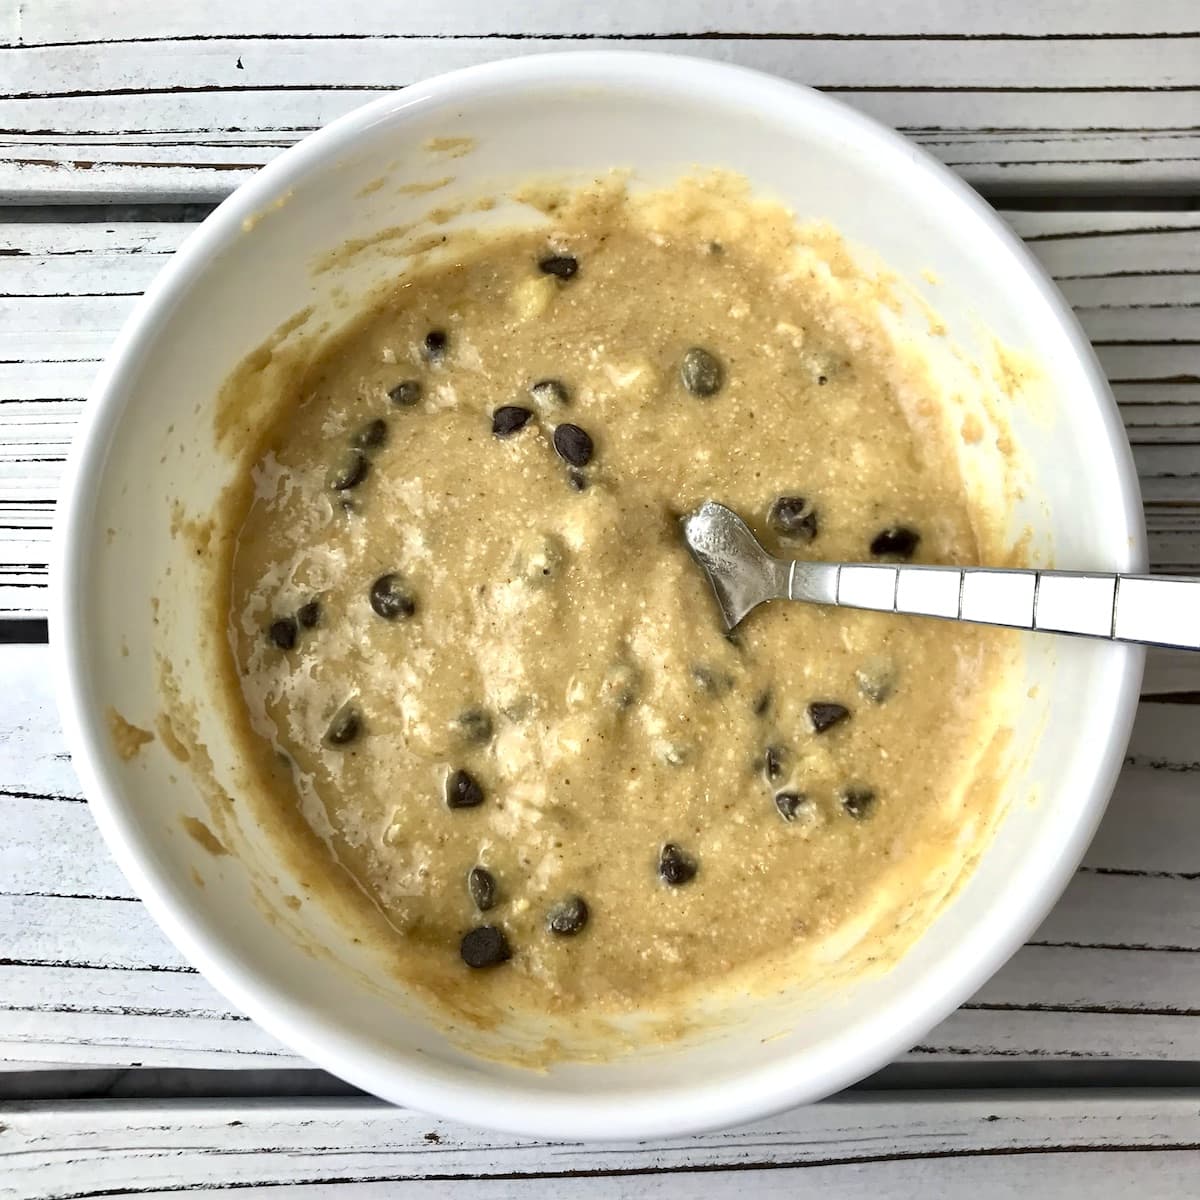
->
[3,3,1200,1196]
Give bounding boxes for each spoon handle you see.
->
[788,562,1199,651]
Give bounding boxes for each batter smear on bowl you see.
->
[221,175,1022,1031]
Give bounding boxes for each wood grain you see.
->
[4,1091,1200,1199]
[1,209,1198,616]
[16,0,1200,41]
[2,643,1197,1070]
[2,2,1200,200]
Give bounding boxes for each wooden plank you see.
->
[6,122,1199,206]
[1144,647,1200,697]
[2,2,1200,199]
[4,1091,1200,1199]
[1,210,1197,617]
[15,0,1200,41]
[12,1159,1193,1200]
[10,29,1197,91]
[2,644,1199,1070]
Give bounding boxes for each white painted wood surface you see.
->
[2,208,1198,617]
[3,643,1198,1070]
[4,2,1200,1193]
[2,1,1200,200]
[5,1091,1200,1199]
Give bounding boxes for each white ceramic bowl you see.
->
[53,52,1146,1139]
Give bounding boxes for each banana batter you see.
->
[221,176,1019,1026]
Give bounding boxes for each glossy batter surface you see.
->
[224,177,1017,1023]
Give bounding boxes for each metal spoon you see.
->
[680,501,1199,651]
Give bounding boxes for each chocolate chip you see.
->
[658,843,698,886]
[446,768,484,809]
[870,527,920,560]
[530,379,570,407]
[680,347,724,397]
[460,925,510,967]
[268,617,297,651]
[454,708,493,745]
[370,573,416,620]
[538,254,578,280]
[388,380,422,407]
[764,744,788,783]
[468,866,497,912]
[753,689,772,718]
[842,787,877,820]
[809,702,850,734]
[351,417,387,450]
[553,423,593,467]
[492,405,533,437]
[324,703,361,747]
[775,791,812,823]
[567,469,588,493]
[546,894,588,936]
[327,449,368,491]
[768,496,818,543]
[423,329,448,361]
[296,600,321,629]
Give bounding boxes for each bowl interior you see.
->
[56,55,1145,1138]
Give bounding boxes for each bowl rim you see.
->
[51,49,1147,1140]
